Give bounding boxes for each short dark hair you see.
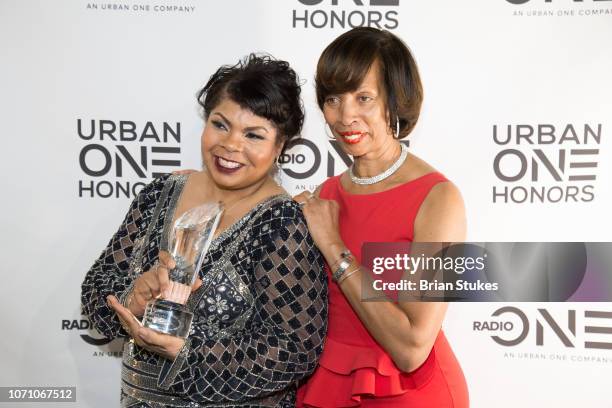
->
[315,27,423,139]
[197,54,304,154]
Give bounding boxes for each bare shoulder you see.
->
[414,179,466,242]
[423,181,464,209]
[397,152,437,182]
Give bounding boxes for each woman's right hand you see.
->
[126,251,202,317]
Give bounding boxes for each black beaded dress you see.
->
[81,174,328,407]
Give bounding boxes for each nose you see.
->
[339,99,358,127]
[221,130,243,152]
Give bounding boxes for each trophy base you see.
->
[142,299,193,339]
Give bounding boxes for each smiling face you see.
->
[201,97,282,191]
[322,62,394,158]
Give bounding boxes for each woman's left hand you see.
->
[294,190,344,251]
[107,295,185,360]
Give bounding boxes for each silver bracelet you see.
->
[338,265,360,284]
[332,250,354,282]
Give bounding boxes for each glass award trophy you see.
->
[142,202,223,338]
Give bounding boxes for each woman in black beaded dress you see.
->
[81,54,328,408]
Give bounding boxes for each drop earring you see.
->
[394,117,400,139]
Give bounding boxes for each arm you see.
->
[303,182,465,373]
[80,177,164,339]
[158,210,328,403]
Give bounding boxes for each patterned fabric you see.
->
[81,174,328,407]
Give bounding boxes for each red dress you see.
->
[297,172,469,408]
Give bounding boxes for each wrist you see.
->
[337,264,361,285]
[121,287,142,317]
[167,338,187,360]
[125,291,136,314]
[328,241,345,253]
[330,249,356,283]
[322,241,346,263]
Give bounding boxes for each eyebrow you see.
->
[356,86,377,93]
[212,112,269,134]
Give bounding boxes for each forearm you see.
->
[322,243,445,372]
[81,264,133,339]
[80,177,162,338]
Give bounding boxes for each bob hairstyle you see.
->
[315,27,423,139]
[197,54,304,155]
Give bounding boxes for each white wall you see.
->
[1,0,611,406]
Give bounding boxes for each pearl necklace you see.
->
[349,144,408,185]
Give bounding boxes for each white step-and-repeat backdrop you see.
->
[1,0,611,406]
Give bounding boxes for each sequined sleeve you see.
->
[80,176,168,340]
[159,208,328,403]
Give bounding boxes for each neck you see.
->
[352,140,402,178]
[204,173,273,207]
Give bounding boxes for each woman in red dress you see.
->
[295,28,469,407]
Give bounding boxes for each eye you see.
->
[211,120,227,131]
[245,132,265,140]
[324,96,340,106]
[358,95,374,103]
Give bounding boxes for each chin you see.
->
[209,172,246,189]
[341,144,368,158]
[211,169,267,192]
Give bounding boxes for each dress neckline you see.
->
[164,174,290,251]
[335,171,440,198]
